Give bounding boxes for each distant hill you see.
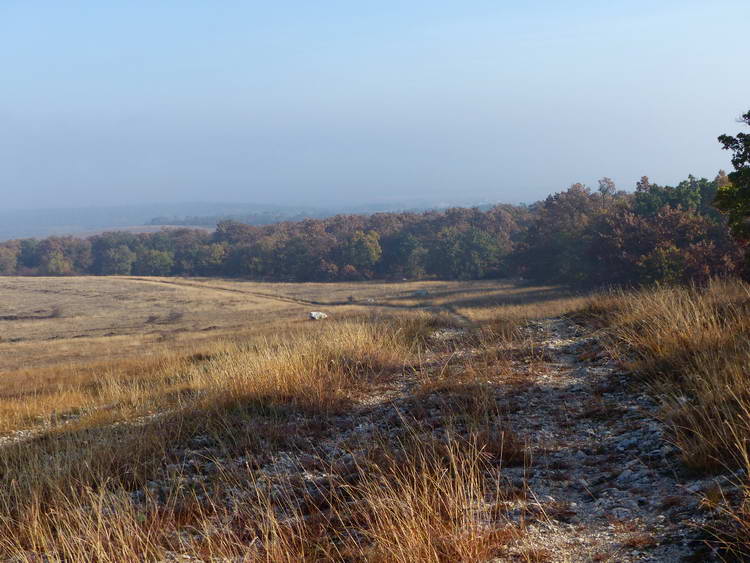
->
[146,201,475,228]
[0,203,237,241]
[0,200,475,241]
[68,224,214,238]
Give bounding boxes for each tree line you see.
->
[3,108,750,286]
[0,172,746,287]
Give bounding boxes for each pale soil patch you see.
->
[491,319,718,561]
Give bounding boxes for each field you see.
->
[0,275,748,561]
[0,276,581,372]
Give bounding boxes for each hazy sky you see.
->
[2,1,749,210]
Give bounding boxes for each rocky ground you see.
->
[492,318,728,562]
[136,316,734,562]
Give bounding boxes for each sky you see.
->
[1,1,749,210]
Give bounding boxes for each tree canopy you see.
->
[716,110,750,276]
[0,172,742,287]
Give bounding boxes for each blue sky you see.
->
[1,1,749,209]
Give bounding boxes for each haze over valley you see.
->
[2,2,750,561]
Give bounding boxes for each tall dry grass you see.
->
[582,278,750,556]
[342,434,517,562]
[0,313,443,434]
[583,279,750,471]
[0,432,514,561]
[0,311,525,561]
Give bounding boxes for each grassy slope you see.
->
[0,277,748,559]
[582,280,750,556]
[0,276,554,371]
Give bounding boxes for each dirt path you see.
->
[322,316,722,560]
[145,315,724,561]
[124,276,322,306]
[124,276,477,323]
[496,318,720,561]
[42,312,722,561]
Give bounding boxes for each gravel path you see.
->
[135,316,730,561]
[494,318,722,562]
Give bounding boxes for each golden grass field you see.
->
[0,275,748,560]
[0,276,582,372]
[0,275,580,438]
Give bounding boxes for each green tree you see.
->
[388,233,427,278]
[716,110,750,246]
[633,175,702,217]
[41,250,73,275]
[101,245,136,275]
[456,228,501,279]
[716,111,750,279]
[18,239,41,271]
[428,227,500,279]
[37,238,76,275]
[194,243,227,276]
[90,233,139,275]
[428,227,462,278]
[134,249,174,276]
[276,236,322,280]
[344,230,382,271]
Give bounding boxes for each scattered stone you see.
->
[34,314,725,562]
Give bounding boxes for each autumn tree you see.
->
[518,183,600,283]
[0,244,19,274]
[35,237,91,275]
[589,206,741,286]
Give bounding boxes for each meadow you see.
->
[0,276,580,372]
[0,275,748,561]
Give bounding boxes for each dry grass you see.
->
[0,275,300,370]
[0,313,439,434]
[582,279,750,471]
[8,274,750,559]
[444,283,589,325]
[0,306,523,561]
[0,275,564,560]
[0,276,555,371]
[340,434,518,562]
[0,431,516,561]
[0,275,570,439]
[581,278,750,556]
